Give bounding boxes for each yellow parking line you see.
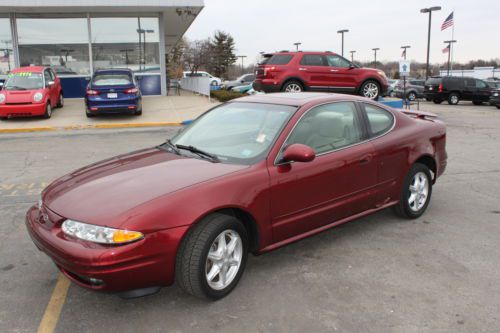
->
[0,127,56,134]
[37,273,71,333]
[0,122,182,134]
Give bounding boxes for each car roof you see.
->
[94,68,133,75]
[12,66,46,73]
[235,92,368,106]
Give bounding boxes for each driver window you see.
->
[326,55,351,68]
[476,80,487,88]
[286,102,362,155]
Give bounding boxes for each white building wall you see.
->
[439,67,500,80]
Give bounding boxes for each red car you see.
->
[253,51,389,99]
[0,66,63,119]
[26,93,447,299]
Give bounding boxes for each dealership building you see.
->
[0,1,203,97]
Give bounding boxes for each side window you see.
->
[364,104,394,137]
[464,79,475,87]
[44,70,51,85]
[326,55,351,68]
[244,74,255,82]
[300,54,326,66]
[49,69,56,80]
[286,102,362,155]
[476,80,487,89]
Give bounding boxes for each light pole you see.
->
[237,55,247,74]
[293,42,302,51]
[337,29,349,57]
[420,6,442,80]
[350,50,356,62]
[444,40,457,76]
[137,28,154,71]
[372,48,380,69]
[1,40,12,71]
[60,48,74,65]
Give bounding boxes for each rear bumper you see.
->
[25,205,188,293]
[0,103,45,118]
[86,97,141,114]
[253,80,281,93]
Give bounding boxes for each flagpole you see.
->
[450,10,455,75]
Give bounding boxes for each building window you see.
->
[17,17,91,76]
[0,18,14,75]
[90,17,160,73]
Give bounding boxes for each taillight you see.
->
[86,89,99,95]
[125,88,139,94]
[438,84,443,92]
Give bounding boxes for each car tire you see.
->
[56,93,64,108]
[175,213,249,300]
[43,102,52,119]
[211,80,217,86]
[448,92,460,105]
[433,99,442,104]
[393,163,433,219]
[135,110,142,116]
[472,100,483,106]
[407,92,417,101]
[85,108,95,118]
[360,80,381,100]
[281,80,304,93]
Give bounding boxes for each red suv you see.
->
[253,51,389,99]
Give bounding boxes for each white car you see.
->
[182,71,221,86]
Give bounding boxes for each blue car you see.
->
[85,69,142,117]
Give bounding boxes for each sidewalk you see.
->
[0,91,219,133]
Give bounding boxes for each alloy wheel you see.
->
[284,83,302,93]
[450,95,459,104]
[205,229,243,290]
[362,82,379,99]
[408,171,429,212]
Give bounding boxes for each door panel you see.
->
[325,55,357,92]
[268,101,377,242]
[299,54,330,89]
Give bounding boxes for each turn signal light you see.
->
[125,88,139,94]
[113,230,144,244]
[86,89,99,95]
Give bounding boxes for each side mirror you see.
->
[282,144,316,163]
[349,64,356,69]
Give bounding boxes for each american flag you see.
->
[442,45,450,54]
[401,48,406,58]
[441,12,454,31]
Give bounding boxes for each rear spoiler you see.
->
[399,109,438,120]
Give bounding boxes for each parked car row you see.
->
[0,66,144,119]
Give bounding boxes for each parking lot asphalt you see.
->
[0,101,499,333]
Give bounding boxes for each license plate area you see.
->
[107,93,118,98]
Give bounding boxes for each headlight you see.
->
[0,93,5,103]
[33,92,43,102]
[62,219,144,245]
[494,92,499,97]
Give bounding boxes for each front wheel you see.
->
[407,92,417,101]
[394,163,433,219]
[282,80,303,93]
[43,103,52,119]
[175,213,248,300]
[360,80,381,100]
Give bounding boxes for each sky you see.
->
[185,0,500,66]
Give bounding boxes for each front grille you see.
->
[6,102,32,105]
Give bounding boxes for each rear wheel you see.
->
[360,80,381,100]
[407,91,417,101]
[56,93,64,108]
[394,163,433,219]
[282,80,303,93]
[175,213,248,300]
[448,92,460,105]
[43,102,52,119]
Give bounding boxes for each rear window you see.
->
[93,74,132,86]
[426,77,442,85]
[266,55,293,65]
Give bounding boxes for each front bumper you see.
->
[0,103,46,118]
[25,205,188,293]
[490,95,500,106]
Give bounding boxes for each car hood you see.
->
[42,148,248,227]
[2,89,43,103]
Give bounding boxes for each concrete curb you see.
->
[0,121,187,134]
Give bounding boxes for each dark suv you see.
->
[253,51,389,99]
[424,76,492,105]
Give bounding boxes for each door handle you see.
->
[330,69,339,72]
[359,155,373,165]
[299,68,307,71]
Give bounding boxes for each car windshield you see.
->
[4,72,43,90]
[169,102,296,164]
[93,74,132,86]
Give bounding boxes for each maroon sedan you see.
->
[26,93,447,299]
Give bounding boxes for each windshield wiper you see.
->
[176,144,220,163]
[159,139,181,155]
